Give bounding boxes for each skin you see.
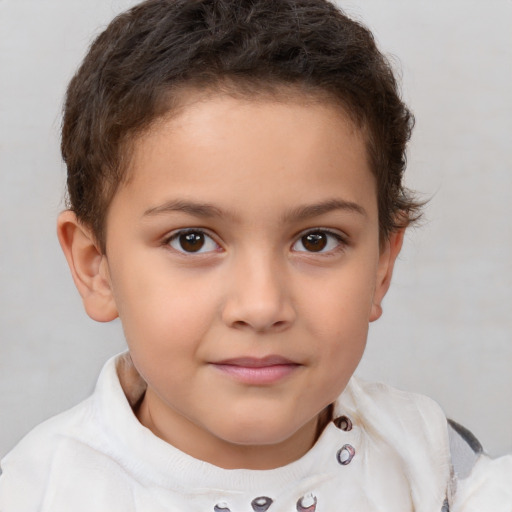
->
[58,93,403,470]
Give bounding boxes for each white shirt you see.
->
[0,353,510,511]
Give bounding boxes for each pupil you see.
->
[303,232,327,252]
[180,232,205,252]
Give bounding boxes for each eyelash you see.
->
[163,228,348,255]
[291,228,348,256]
[164,228,221,255]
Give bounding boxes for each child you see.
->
[0,0,510,510]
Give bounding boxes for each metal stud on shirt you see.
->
[296,493,318,511]
[251,496,273,511]
[333,415,353,432]
[336,444,356,465]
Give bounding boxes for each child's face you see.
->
[86,94,400,468]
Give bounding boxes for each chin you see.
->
[214,417,304,448]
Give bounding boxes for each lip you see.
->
[211,356,301,385]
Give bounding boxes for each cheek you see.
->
[298,265,375,377]
[126,291,215,347]
[110,262,219,353]
[121,287,216,390]
[303,268,376,332]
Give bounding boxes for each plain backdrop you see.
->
[0,0,511,459]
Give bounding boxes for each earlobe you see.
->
[369,228,405,322]
[57,210,118,322]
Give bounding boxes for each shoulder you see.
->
[340,378,512,511]
[339,377,449,443]
[0,396,96,510]
[337,378,453,508]
[0,393,96,462]
[448,420,512,511]
[0,354,136,512]
[451,452,512,511]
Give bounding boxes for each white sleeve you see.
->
[449,420,512,512]
[451,454,512,512]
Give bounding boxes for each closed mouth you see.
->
[213,355,299,367]
[210,356,301,385]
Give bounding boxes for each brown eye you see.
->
[169,230,218,253]
[179,232,204,252]
[301,232,327,252]
[292,230,344,253]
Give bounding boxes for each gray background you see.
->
[1,0,511,459]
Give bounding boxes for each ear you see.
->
[57,210,118,322]
[369,228,405,322]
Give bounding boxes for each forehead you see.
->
[113,93,377,224]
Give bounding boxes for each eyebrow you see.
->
[282,198,367,222]
[143,198,366,221]
[143,199,226,219]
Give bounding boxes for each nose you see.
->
[221,251,296,333]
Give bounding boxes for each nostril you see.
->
[232,320,250,329]
[231,319,288,331]
[221,291,296,332]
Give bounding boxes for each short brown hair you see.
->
[62,0,420,252]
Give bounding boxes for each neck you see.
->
[136,389,331,470]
